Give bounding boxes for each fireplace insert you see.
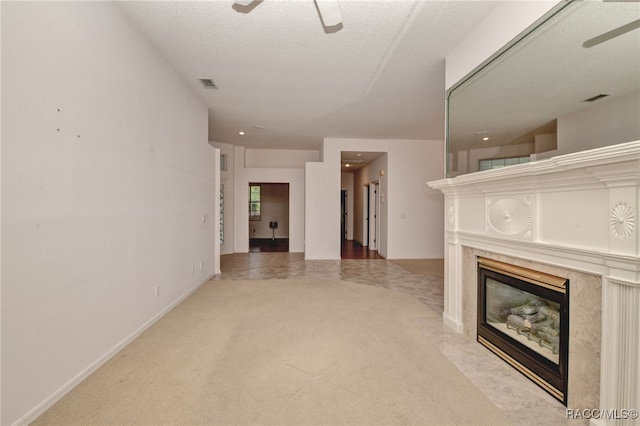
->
[477,257,569,404]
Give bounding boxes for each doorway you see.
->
[363,184,369,246]
[249,182,290,252]
[369,182,379,251]
[340,182,383,259]
[341,190,348,241]
[340,151,386,259]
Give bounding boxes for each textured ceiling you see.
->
[341,151,384,171]
[118,0,500,150]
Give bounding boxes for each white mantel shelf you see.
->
[428,141,640,425]
[430,141,640,195]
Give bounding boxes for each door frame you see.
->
[369,182,379,251]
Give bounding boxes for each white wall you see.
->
[445,0,559,90]
[557,90,640,156]
[534,133,557,154]
[354,183,366,246]
[234,147,305,253]
[245,149,319,168]
[306,138,444,260]
[211,141,235,255]
[305,161,336,259]
[1,3,215,424]
[340,173,354,240]
[387,140,444,259]
[0,2,4,422]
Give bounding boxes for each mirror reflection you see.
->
[447,0,640,177]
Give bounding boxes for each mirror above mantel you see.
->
[446,0,640,177]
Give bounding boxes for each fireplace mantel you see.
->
[428,141,639,423]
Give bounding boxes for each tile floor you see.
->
[214,253,585,426]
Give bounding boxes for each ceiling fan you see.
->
[583,0,640,48]
[233,0,343,31]
[583,18,640,48]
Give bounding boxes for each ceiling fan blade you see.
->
[314,0,343,27]
[583,19,640,48]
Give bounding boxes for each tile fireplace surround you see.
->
[428,141,639,424]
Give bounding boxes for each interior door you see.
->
[363,185,369,247]
[340,190,347,240]
[369,183,378,251]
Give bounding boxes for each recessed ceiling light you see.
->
[476,130,490,142]
[252,124,264,130]
[238,131,245,136]
[356,153,363,157]
[345,164,350,168]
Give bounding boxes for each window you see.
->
[220,154,228,172]
[249,184,261,220]
[220,184,224,243]
[479,156,530,171]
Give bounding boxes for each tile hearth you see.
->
[215,253,583,426]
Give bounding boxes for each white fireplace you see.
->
[428,141,639,423]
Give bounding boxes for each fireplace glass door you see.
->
[477,257,568,404]
[486,278,561,363]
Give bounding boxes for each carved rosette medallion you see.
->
[487,197,532,237]
[610,202,635,239]
[448,206,455,224]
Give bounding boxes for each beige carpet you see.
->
[34,279,509,425]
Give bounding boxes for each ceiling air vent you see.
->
[583,93,611,102]
[199,79,218,89]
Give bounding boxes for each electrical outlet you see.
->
[191,265,196,275]
[154,285,160,297]
[199,261,203,270]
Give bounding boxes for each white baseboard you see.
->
[443,313,464,333]
[14,274,215,426]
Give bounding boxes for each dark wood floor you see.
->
[341,240,384,259]
[247,238,382,258]
[249,238,289,252]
